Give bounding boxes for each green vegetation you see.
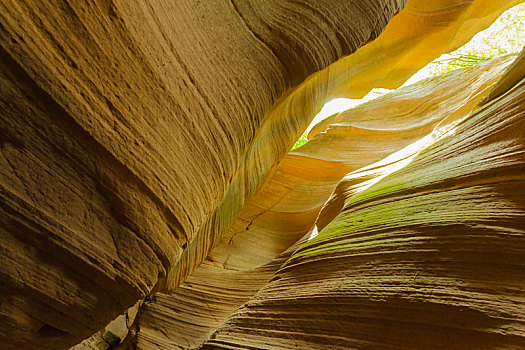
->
[289,4,524,151]
[435,52,494,69]
[291,132,308,150]
[427,4,524,76]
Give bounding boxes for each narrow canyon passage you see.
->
[0,1,524,349]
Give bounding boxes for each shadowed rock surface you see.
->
[0,0,523,349]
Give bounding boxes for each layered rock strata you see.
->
[0,1,407,347]
[132,52,522,350]
[0,0,523,349]
[204,54,525,349]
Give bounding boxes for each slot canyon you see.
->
[1,0,524,349]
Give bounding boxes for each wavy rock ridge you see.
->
[0,0,523,349]
[205,54,525,349]
[134,51,524,350]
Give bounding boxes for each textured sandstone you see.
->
[131,52,521,350]
[0,0,406,348]
[0,0,523,349]
[204,56,525,349]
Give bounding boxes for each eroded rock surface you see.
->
[131,51,522,350]
[204,55,525,350]
[0,0,523,349]
[0,0,406,348]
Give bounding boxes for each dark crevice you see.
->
[37,324,69,338]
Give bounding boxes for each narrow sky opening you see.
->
[293,3,525,150]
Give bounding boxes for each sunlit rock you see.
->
[0,0,522,349]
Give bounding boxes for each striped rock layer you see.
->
[204,53,525,349]
[0,0,523,349]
